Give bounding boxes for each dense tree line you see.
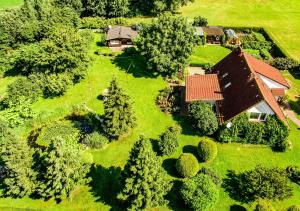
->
[80,0,194,17]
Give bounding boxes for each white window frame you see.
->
[221,72,228,79]
[249,112,268,121]
[224,82,232,89]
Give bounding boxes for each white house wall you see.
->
[258,74,287,90]
[247,101,274,114]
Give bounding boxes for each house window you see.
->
[250,112,260,120]
[224,82,232,89]
[259,113,267,121]
[221,72,228,79]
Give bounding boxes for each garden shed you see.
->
[202,26,224,44]
[106,26,138,47]
[225,29,241,45]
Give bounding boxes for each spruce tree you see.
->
[0,120,36,197]
[103,78,136,139]
[38,137,90,200]
[118,136,171,210]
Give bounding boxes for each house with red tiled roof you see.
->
[185,47,290,124]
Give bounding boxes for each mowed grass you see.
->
[189,45,230,66]
[0,0,22,9]
[0,39,299,210]
[181,0,300,61]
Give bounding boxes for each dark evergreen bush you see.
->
[223,166,293,202]
[197,139,218,162]
[193,16,208,26]
[271,57,299,71]
[157,126,180,155]
[176,153,199,178]
[286,165,300,185]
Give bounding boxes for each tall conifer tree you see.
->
[0,120,36,197]
[118,136,171,209]
[103,78,136,139]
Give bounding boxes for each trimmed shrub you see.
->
[197,139,218,162]
[82,132,109,149]
[176,153,199,178]
[254,199,275,211]
[288,205,300,211]
[271,57,299,71]
[180,174,219,210]
[188,101,218,135]
[157,126,180,156]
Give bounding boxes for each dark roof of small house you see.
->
[194,27,204,36]
[185,74,223,102]
[225,29,238,38]
[106,26,138,41]
[211,48,287,123]
[202,26,224,36]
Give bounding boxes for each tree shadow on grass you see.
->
[166,180,190,211]
[89,164,123,210]
[222,170,253,204]
[162,158,179,178]
[112,53,158,79]
[230,204,247,211]
[182,145,198,157]
[172,115,198,136]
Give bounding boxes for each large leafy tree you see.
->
[53,0,83,14]
[82,0,129,17]
[118,136,171,209]
[103,78,136,139]
[188,101,218,135]
[0,121,36,197]
[137,15,197,75]
[37,137,90,200]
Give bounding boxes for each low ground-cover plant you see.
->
[223,166,293,202]
[156,87,181,114]
[157,126,180,155]
[82,132,109,149]
[218,114,289,151]
[180,173,219,210]
[176,153,199,178]
[188,101,218,135]
[197,139,218,162]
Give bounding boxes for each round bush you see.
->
[180,174,219,210]
[83,132,109,149]
[176,153,199,178]
[288,205,300,211]
[197,139,218,162]
[254,199,275,211]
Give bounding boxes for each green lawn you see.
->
[0,0,22,9]
[181,0,300,62]
[0,36,299,210]
[189,45,230,66]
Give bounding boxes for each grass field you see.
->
[181,0,300,61]
[0,37,300,210]
[0,0,22,9]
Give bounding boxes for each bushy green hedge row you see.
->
[218,114,289,151]
[80,17,130,30]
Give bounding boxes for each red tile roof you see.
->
[185,74,223,102]
[211,48,288,124]
[271,88,286,97]
[244,53,290,88]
